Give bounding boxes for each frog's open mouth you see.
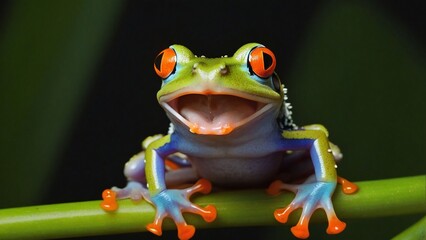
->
[161,93,274,135]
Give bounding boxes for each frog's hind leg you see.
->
[101,151,150,211]
[115,151,149,199]
[101,151,199,211]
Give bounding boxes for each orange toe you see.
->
[201,205,217,222]
[177,224,195,240]
[266,180,283,195]
[196,179,212,194]
[291,224,310,239]
[337,177,358,194]
[100,189,118,211]
[146,222,162,236]
[326,217,346,234]
[274,206,293,224]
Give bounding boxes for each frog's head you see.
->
[154,43,285,135]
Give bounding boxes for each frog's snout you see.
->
[192,62,229,79]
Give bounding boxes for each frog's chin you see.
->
[160,92,276,135]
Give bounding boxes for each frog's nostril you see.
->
[192,63,198,73]
[220,65,229,75]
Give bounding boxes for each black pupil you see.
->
[154,52,164,71]
[263,52,273,70]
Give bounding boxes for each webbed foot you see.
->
[147,179,217,240]
[267,180,345,239]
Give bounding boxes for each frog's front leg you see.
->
[268,128,345,239]
[145,136,217,240]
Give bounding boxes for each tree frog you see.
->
[100,43,357,239]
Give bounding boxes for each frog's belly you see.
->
[189,153,282,187]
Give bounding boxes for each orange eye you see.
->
[154,48,177,79]
[248,47,276,78]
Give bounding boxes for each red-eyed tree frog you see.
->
[100,43,358,240]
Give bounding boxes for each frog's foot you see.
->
[267,180,345,239]
[147,179,217,240]
[100,181,149,211]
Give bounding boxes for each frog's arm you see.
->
[283,128,337,182]
[144,135,217,240]
[267,126,344,239]
[145,135,174,195]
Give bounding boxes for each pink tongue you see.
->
[179,95,257,130]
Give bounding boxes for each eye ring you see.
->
[248,46,276,78]
[154,48,177,79]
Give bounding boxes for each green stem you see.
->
[392,215,426,240]
[0,175,424,239]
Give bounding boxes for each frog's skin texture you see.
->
[101,43,357,240]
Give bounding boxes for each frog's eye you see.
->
[248,47,276,78]
[154,48,177,79]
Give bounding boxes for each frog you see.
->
[100,43,358,240]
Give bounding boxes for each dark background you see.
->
[0,0,425,239]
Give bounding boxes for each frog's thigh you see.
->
[165,168,198,188]
[124,151,146,183]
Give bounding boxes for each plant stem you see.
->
[392,215,426,240]
[0,175,424,239]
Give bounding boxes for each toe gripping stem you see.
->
[100,181,149,212]
[267,179,351,239]
[337,176,358,194]
[100,189,118,211]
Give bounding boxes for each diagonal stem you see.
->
[392,215,426,240]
